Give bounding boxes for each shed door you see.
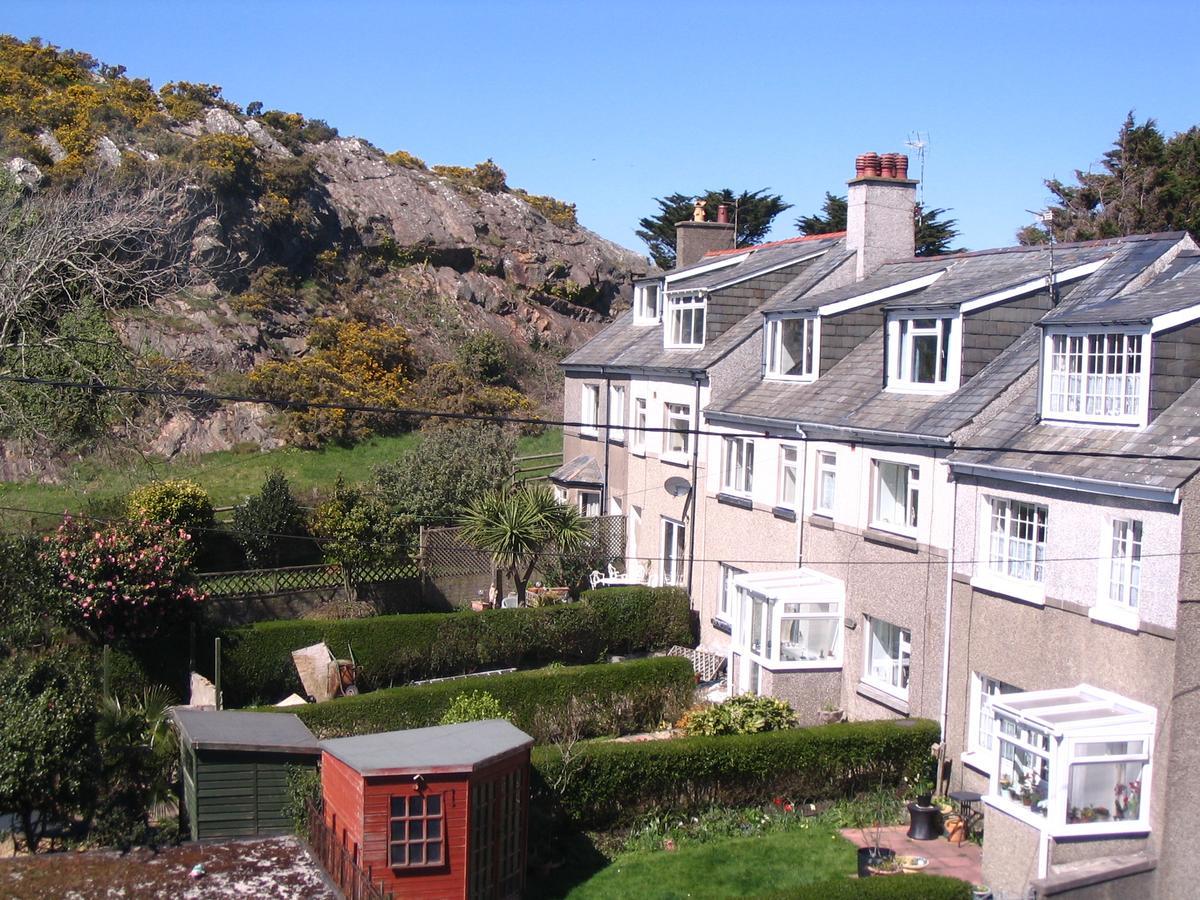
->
[468,768,525,900]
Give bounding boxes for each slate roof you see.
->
[665,234,845,293]
[562,235,848,374]
[708,234,1188,444]
[321,720,533,775]
[1042,272,1200,326]
[170,709,320,755]
[548,453,603,485]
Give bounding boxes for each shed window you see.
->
[389,793,444,867]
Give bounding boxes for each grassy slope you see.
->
[0,428,562,531]
[563,827,856,899]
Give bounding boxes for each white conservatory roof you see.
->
[732,568,845,604]
[991,684,1156,737]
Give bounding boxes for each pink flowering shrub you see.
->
[42,516,206,642]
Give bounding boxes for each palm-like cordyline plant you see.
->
[459,483,590,605]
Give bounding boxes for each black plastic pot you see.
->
[857,846,896,878]
[917,792,933,807]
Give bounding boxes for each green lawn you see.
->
[0,428,562,531]
[564,825,857,899]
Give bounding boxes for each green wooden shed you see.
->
[171,708,320,841]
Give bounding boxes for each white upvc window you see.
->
[765,316,819,380]
[965,673,1022,769]
[633,282,661,324]
[887,313,960,392]
[663,402,691,458]
[631,396,648,454]
[661,517,686,586]
[721,436,755,496]
[1107,519,1142,609]
[986,497,1047,584]
[871,460,919,536]
[578,491,601,518]
[814,450,837,515]
[580,384,600,437]
[863,616,911,699]
[719,563,745,622]
[732,570,844,670]
[1043,329,1149,426]
[608,386,625,442]
[778,444,799,509]
[665,293,706,348]
[988,685,1155,838]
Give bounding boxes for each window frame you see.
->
[633,282,661,324]
[870,459,920,537]
[734,586,843,671]
[608,385,625,442]
[580,384,600,437]
[1041,327,1151,427]
[764,315,819,381]
[664,293,707,349]
[721,435,755,497]
[388,792,445,869]
[1093,517,1143,630]
[813,449,837,516]
[777,444,799,510]
[964,672,1022,772]
[660,517,687,587]
[862,615,911,700]
[984,495,1048,584]
[630,396,648,455]
[886,312,961,393]
[718,562,745,624]
[578,491,601,518]
[663,402,692,460]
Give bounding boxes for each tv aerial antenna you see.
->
[905,131,929,203]
[1026,208,1059,304]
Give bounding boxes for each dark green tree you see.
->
[1019,113,1200,244]
[0,534,67,656]
[794,192,847,235]
[636,188,792,269]
[796,194,962,256]
[232,469,312,568]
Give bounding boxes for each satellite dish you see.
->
[664,476,692,497]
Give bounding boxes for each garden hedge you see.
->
[220,587,692,707]
[258,656,694,741]
[763,875,971,899]
[532,718,940,828]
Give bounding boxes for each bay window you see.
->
[888,314,958,390]
[778,445,799,509]
[722,436,754,496]
[988,686,1155,837]
[863,616,910,698]
[664,402,691,457]
[580,384,599,437]
[661,517,686,586]
[665,293,706,348]
[1043,330,1147,425]
[987,497,1047,583]
[608,386,625,442]
[578,491,601,518]
[732,569,844,670]
[765,316,818,379]
[872,460,919,535]
[814,450,837,515]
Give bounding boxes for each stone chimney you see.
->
[675,199,735,268]
[846,151,917,280]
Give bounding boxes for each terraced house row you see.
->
[553,153,1200,899]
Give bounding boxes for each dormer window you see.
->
[665,294,706,348]
[765,316,818,380]
[1043,330,1149,426]
[633,283,661,324]
[886,313,960,392]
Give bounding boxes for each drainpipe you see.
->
[685,376,702,596]
[795,425,809,566]
[937,464,958,791]
[602,376,612,513]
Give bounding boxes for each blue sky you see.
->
[6,1,1199,258]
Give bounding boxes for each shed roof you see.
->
[170,708,320,756]
[320,720,533,776]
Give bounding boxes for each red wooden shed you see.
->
[319,719,533,900]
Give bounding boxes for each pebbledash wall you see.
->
[944,473,1183,899]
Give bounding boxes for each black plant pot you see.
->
[857,846,896,878]
[917,792,933,807]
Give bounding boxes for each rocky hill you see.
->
[0,36,651,471]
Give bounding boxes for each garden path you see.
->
[840,825,982,885]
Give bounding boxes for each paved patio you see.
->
[840,824,982,885]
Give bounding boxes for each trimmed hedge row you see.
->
[532,718,940,828]
[763,875,971,899]
[220,587,692,707]
[260,656,695,742]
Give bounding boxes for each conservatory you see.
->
[986,685,1155,837]
[731,569,844,670]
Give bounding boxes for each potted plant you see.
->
[817,700,845,725]
[913,777,935,809]
[856,785,897,877]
